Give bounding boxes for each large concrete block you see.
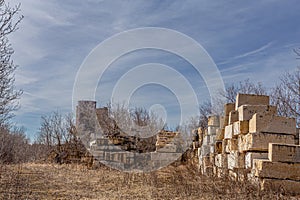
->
[226,138,238,152]
[260,178,300,195]
[245,152,268,169]
[235,93,269,110]
[208,115,220,127]
[224,124,233,139]
[254,159,300,181]
[215,153,228,168]
[249,113,296,135]
[222,139,228,154]
[238,105,276,121]
[238,132,295,152]
[219,116,225,129]
[228,110,239,125]
[228,151,245,170]
[268,143,300,163]
[224,103,235,116]
[233,120,249,137]
[216,128,225,140]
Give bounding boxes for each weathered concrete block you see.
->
[235,93,269,110]
[254,159,300,181]
[207,126,218,135]
[228,151,245,170]
[216,128,225,140]
[215,153,228,168]
[224,103,235,116]
[228,110,239,125]
[233,120,249,137]
[268,143,300,163]
[260,178,300,195]
[238,105,276,121]
[224,124,233,139]
[219,116,225,129]
[245,152,268,169]
[226,138,238,152]
[238,132,295,152]
[249,113,296,135]
[222,139,228,154]
[208,115,220,127]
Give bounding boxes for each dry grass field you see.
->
[0,162,299,200]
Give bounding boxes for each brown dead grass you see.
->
[0,163,299,200]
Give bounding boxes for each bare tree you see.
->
[271,70,300,127]
[36,112,77,147]
[219,79,267,103]
[0,1,23,125]
[198,101,212,130]
[0,125,30,164]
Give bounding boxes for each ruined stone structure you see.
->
[197,93,300,194]
[76,100,182,171]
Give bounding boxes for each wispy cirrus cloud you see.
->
[5,0,300,139]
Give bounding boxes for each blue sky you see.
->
[8,0,300,140]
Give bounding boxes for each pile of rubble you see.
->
[197,93,300,194]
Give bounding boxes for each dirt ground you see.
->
[0,163,299,200]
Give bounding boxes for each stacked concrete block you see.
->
[196,93,299,193]
[249,113,296,135]
[251,143,300,194]
[228,110,239,125]
[235,93,269,110]
[224,124,233,139]
[245,152,268,169]
[238,132,295,152]
[237,105,276,121]
[198,115,219,175]
[268,143,300,163]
